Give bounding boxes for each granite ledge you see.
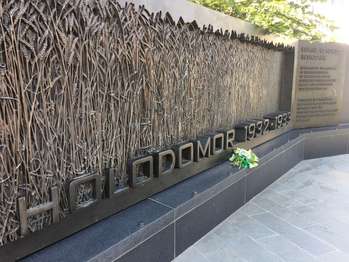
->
[21,125,349,262]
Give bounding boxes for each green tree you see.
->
[192,0,337,41]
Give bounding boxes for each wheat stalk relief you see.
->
[0,0,293,246]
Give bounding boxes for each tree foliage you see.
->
[192,0,337,41]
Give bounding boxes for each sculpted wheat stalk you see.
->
[0,0,292,245]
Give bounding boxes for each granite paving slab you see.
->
[174,154,349,262]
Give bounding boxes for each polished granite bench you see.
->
[21,125,349,262]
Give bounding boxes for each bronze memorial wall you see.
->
[0,0,294,257]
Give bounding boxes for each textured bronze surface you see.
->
[18,187,59,236]
[0,0,293,245]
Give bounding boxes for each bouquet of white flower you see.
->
[229,148,259,169]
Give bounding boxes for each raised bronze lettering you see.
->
[193,137,211,162]
[154,149,176,176]
[211,133,225,155]
[69,173,102,211]
[18,187,59,236]
[174,143,193,168]
[128,156,154,187]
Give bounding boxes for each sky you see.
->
[313,0,349,43]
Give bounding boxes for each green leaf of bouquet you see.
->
[229,155,236,161]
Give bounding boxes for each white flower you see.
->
[238,148,251,158]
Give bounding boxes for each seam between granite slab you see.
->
[304,129,349,138]
[147,198,177,259]
[174,213,176,259]
[292,126,346,139]
[249,136,305,173]
[258,135,304,162]
[111,223,175,262]
[307,132,349,139]
[148,198,175,209]
[303,131,349,159]
[173,174,246,221]
[243,174,247,203]
[87,211,175,262]
[251,212,339,257]
[173,170,247,221]
[300,135,305,164]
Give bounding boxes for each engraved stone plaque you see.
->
[292,40,347,128]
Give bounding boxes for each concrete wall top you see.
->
[117,0,296,46]
[117,0,263,37]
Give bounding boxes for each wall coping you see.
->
[117,0,295,46]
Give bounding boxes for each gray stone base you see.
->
[22,126,349,262]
